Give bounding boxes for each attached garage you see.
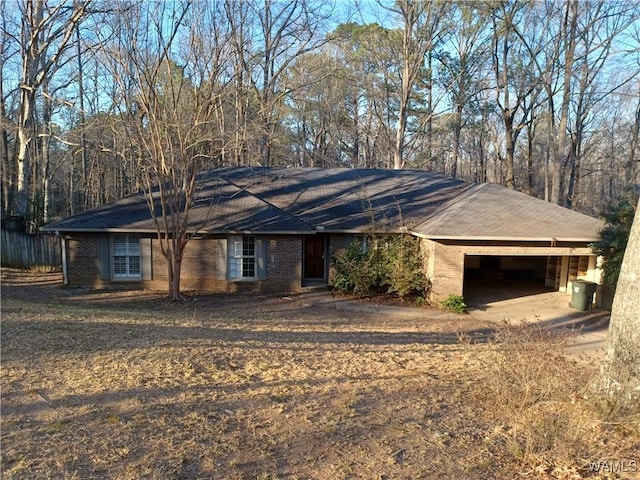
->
[462,253,600,305]
[413,182,604,305]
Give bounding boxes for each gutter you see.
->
[408,230,600,243]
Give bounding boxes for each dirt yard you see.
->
[1,269,638,479]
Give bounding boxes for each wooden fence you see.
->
[1,229,61,270]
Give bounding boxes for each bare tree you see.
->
[437,3,491,178]
[0,7,15,218]
[13,0,91,230]
[565,0,640,210]
[107,0,230,300]
[225,0,334,166]
[547,0,579,206]
[488,0,541,190]
[627,83,640,186]
[385,1,447,170]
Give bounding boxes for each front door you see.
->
[304,235,326,279]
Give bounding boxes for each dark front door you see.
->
[304,235,326,279]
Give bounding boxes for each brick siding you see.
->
[65,233,303,294]
[66,233,104,288]
[64,232,599,300]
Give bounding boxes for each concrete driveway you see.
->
[465,286,609,358]
[302,285,610,359]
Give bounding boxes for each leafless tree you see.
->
[225,0,335,166]
[106,0,231,299]
[385,0,448,170]
[13,0,91,230]
[437,3,491,178]
[0,7,15,218]
[488,0,541,190]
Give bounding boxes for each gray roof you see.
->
[42,167,604,242]
[414,183,605,241]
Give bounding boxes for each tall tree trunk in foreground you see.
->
[598,199,640,413]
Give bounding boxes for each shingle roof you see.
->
[222,167,470,231]
[413,183,604,241]
[42,167,604,241]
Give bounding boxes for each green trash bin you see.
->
[570,280,598,311]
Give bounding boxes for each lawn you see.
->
[1,269,638,479]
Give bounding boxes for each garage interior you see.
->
[463,254,595,306]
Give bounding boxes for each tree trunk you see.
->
[168,254,183,301]
[503,110,516,189]
[41,82,52,225]
[450,104,462,179]
[552,0,578,206]
[16,87,35,222]
[76,23,89,209]
[626,84,640,186]
[0,74,10,216]
[525,117,534,195]
[598,199,640,412]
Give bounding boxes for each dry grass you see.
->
[482,321,639,479]
[1,269,638,479]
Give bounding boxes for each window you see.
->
[112,234,141,279]
[229,236,256,279]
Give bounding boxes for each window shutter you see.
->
[216,238,227,280]
[256,237,267,280]
[99,236,111,280]
[141,238,152,281]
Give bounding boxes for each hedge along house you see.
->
[41,167,605,303]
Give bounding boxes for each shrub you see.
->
[380,234,429,297]
[590,189,638,291]
[332,239,381,295]
[332,235,429,299]
[439,294,466,313]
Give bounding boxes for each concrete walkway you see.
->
[300,287,609,358]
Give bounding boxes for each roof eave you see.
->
[42,227,316,235]
[40,227,158,234]
[410,231,601,243]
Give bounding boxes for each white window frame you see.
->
[111,234,142,280]
[229,235,256,280]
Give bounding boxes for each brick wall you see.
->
[66,233,105,287]
[66,232,599,301]
[417,239,466,301]
[267,235,302,291]
[150,237,224,292]
[65,233,303,294]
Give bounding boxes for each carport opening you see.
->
[463,255,553,306]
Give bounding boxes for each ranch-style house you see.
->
[41,167,605,303]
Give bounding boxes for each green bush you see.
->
[590,189,638,291]
[382,235,429,297]
[332,239,382,295]
[332,235,429,299]
[439,294,466,313]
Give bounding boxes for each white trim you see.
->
[111,234,142,280]
[228,235,257,280]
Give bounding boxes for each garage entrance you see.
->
[463,255,552,305]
